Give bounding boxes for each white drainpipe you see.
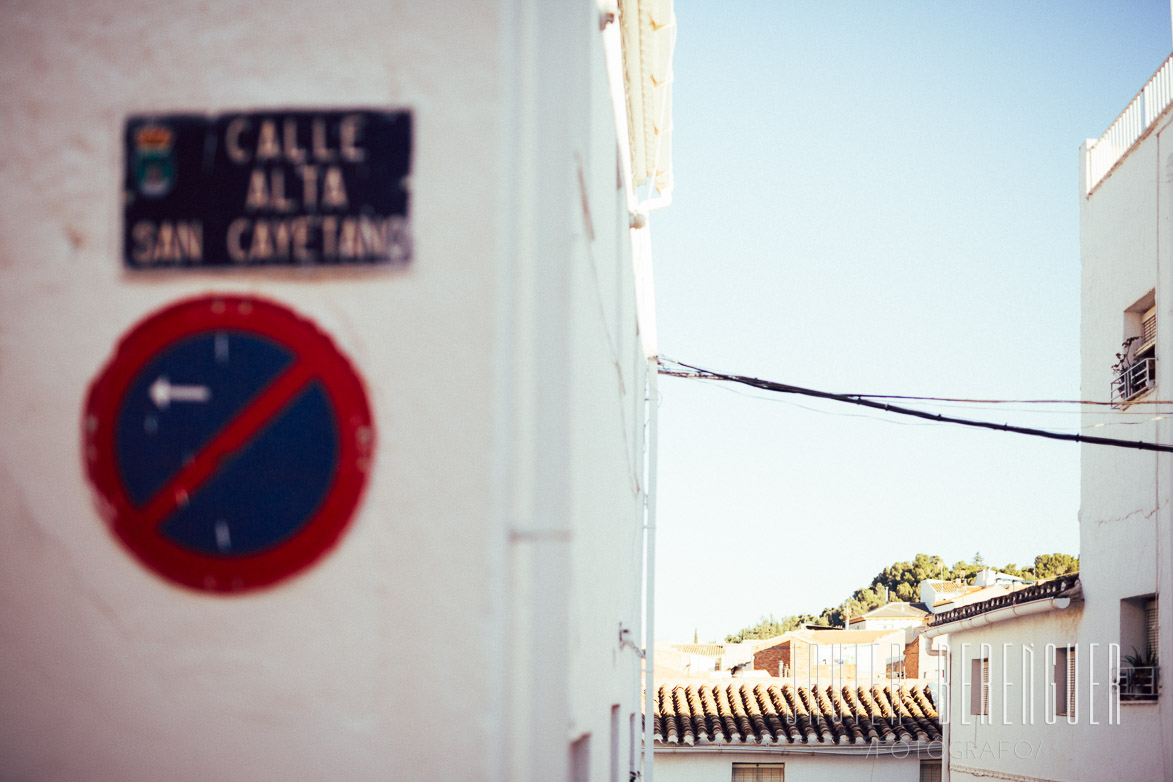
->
[643,357,659,782]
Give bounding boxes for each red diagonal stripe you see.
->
[135,358,319,530]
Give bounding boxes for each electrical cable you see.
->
[659,358,1173,453]
[841,394,1173,406]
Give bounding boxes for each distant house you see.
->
[668,642,725,673]
[752,628,908,681]
[848,601,929,630]
[919,572,1033,616]
[919,579,971,611]
[972,567,1032,589]
[651,680,942,781]
[666,640,761,674]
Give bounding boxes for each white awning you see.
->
[620,0,675,198]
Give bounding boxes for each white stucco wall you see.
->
[0,2,651,781]
[655,749,927,782]
[941,608,1094,782]
[942,604,1169,782]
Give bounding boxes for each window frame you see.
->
[969,656,989,717]
[1054,645,1076,718]
[1120,594,1160,702]
[920,760,943,782]
[732,762,785,782]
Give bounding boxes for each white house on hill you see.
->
[849,602,930,631]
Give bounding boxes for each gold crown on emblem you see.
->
[135,125,174,151]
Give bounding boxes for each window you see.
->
[1141,307,1158,352]
[970,657,989,716]
[1055,646,1076,717]
[1120,595,1159,701]
[1147,598,1160,661]
[610,705,620,782]
[570,734,590,782]
[732,763,784,782]
[628,713,636,780]
[920,760,943,782]
[1113,293,1157,405]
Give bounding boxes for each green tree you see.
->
[947,559,982,582]
[1027,553,1079,579]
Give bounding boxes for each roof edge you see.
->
[653,741,943,757]
[925,575,1082,636]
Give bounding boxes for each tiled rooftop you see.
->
[650,682,941,747]
[670,643,724,657]
[928,574,1081,627]
[923,579,970,597]
[932,585,1009,609]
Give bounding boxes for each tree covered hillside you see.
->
[723,552,1078,643]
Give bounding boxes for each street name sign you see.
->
[124,109,411,269]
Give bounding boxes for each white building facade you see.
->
[0,2,673,780]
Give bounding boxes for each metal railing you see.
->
[1116,665,1159,702]
[1086,53,1173,194]
[1111,356,1156,407]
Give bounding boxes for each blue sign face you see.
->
[115,331,339,556]
[83,295,374,593]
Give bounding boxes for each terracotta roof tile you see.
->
[650,682,941,747]
[670,643,724,656]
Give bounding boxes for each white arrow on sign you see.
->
[149,376,211,409]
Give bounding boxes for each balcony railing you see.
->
[1111,356,1156,407]
[1116,665,1160,702]
[1086,52,1173,194]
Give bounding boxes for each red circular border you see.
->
[82,294,374,594]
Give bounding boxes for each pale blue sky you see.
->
[652,1,1171,642]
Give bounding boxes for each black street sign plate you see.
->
[123,110,411,269]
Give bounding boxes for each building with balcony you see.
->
[927,48,1172,782]
[1074,42,1170,778]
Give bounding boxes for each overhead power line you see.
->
[841,394,1173,406]
[658,358,1173,454]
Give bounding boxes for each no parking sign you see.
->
[83,295,373,593]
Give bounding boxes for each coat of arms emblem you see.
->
[132,124,176,198]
